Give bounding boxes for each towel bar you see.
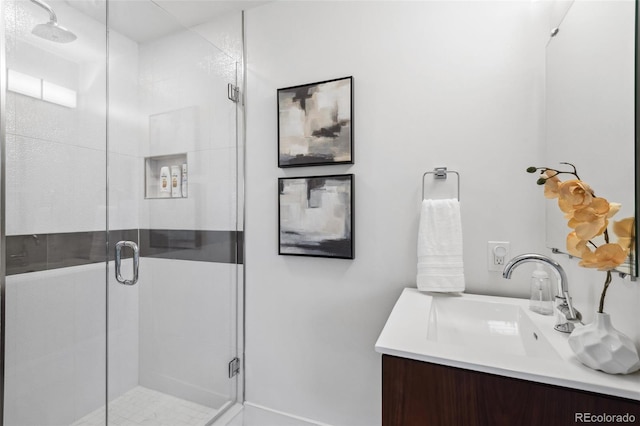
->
[422,167,460,201]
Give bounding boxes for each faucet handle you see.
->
[554,298,582,333]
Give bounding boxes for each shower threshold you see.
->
[71,386,218,426]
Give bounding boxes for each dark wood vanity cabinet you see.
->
[382,355,640,426]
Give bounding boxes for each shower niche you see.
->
[144,153,188,199]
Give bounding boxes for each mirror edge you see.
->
[635,0,639,277]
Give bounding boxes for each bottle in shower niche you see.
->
[181,163,188,197]
[159,166,171,197]
[171,165,181,197]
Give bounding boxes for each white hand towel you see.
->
[416,198,465,292]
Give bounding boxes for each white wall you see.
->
[245,2,640,424]
[245,1,549,424]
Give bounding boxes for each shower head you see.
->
[29,0,77,43]
[32,21,77,43]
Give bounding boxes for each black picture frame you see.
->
[278,174,354,259]
[277,76,353,168]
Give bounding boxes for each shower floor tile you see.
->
[71,386,218,426]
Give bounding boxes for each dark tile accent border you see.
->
[139,229,242,264]
[5,229,242,276]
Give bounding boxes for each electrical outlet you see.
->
[487,241,510,271]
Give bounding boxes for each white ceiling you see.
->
[65,0,269,43]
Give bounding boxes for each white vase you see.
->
[568,312,640,375]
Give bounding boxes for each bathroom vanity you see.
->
[375,289,640,426]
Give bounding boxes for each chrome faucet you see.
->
[502,253,581,333]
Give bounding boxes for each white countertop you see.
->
[375,288,640,401]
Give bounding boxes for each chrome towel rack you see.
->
[422,167,460,201]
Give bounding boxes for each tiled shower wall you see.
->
[3,1,240,424]
[138,28,238,231]
[5,1,110,236]
[136,26,239,408]
[4,2,120,424]
[5,263,114,425]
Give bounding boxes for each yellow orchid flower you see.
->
[558,179,594,211]
[579,243,627,271]
[566,197,610,240]
[542,170,561,199]
[607,202,622,219]
[529,163,633,314]
[566,232,589,258]
[613,217,635,250]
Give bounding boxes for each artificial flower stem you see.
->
[598,270,613,314]
[532,165,580,181]
[559,162,581,180]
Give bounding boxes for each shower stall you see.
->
[0,0,244,424]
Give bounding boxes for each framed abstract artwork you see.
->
[278,174,354,259]
[277,76,353,167]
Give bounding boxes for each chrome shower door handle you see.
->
[115,240,139,286]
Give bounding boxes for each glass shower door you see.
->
[1,0,240,424]
[106,1,241,424]
[1,0,109,424]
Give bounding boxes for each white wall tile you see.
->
[193,12,244,62]
[140,76,217,154]
[5,134,107,235]
[13,93,79,145]
[5,350,77,425]
[10,38,79,89]
[135,19,239,232]
[109,152,141,230]
[141,30,232,84]
[139,46,237,155]
[188,147,237,230]
[4,264,107,425]
[73,338,106,420]
[72,264,108,418]
[139,147,236,230]
[109,31,142,158]
[5,0,112,235]
[108,259,140,400]
[5,91,16,135]
[148,105,200,155]
[138,258,236,408]
[3,263,140,423]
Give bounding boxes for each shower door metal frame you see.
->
[105,1,111,422]
[0,0,8,422]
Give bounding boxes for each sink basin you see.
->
[426,295,560,359]
[375,288,640,402]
